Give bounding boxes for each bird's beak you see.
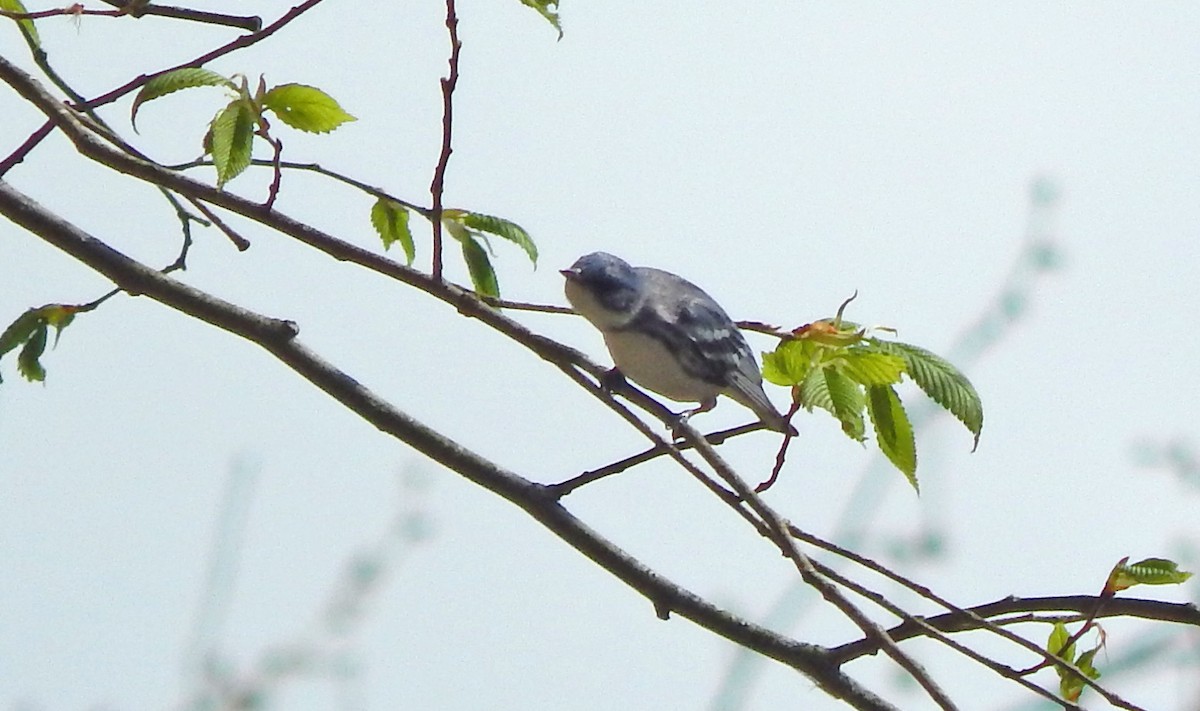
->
[559,267,580,280]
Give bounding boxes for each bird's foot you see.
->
[669,399,717,441]
[599,367,627,393]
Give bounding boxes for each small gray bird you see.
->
[561,252,794,434]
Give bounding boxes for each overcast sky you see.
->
[2,3,1199,710]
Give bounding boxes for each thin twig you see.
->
[548,422,766,497]
[480,295,574,314]
[94,0,262,30]
[262,134,284,210]
[429,0,461,280]
[0,119,53,176]
[78,0,327,110]
[757,398,803,492]
[187,198,250,252]
[797,527,1151,709]
[167,157,431,217]
[810,558,1079,710]
[676,425,959,709]
[1,7,123,20]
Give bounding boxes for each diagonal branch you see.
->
[0,179,899,711]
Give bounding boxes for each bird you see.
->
[561,251,795,435]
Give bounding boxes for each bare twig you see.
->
[757,398,802,492]
[186,198,250,252]
[675,425,959,709]
[429,0,461,280]
[94,0,262,30]
[548,422,767,496]
[0,6,123,21]
[0,120,54,176]
[799,526,1152,710]
[167,157,431,218]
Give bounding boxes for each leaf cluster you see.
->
[0,304,77,382]
[762,310,983,490]
[131,69,356,186]
[1046,621,1102,702]
[371,203,536,298]
[1045,556,1191,702]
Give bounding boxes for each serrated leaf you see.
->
[518,0,562,39]
[1107,557,1193,592]
[0,0,38,45]
[797,365,832,412]
[762,339,815,386]
[871,340,983,449]
[370,199,414,265]
[461,212,537,266]
[867,384,917,489]
[131,68,232,130]
[462,237,499,297]
[803,366,866,441]
[209,100,256,187]
[262,83,356,134]
[17,322,47,382]
[840,350,905,386]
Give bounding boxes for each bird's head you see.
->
[561,252,643,328]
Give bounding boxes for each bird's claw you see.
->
[599,367,627,393]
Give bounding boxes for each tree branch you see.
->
[428,0,461,279]
[0,179,900,711]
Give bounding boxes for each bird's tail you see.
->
[726,375,797,436]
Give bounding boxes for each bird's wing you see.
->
[634,269,758,387]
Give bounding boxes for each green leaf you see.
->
[1107,557,1193,592]
[461,212,537,265]
[799,366,866,441]
[0,0,39,46]
[17,322,47,382]
[797,365,831,413]
[825,369,866,441]
[840,350,905,386]
[209,100,256,187]
[518,0,562,39]
[262,83,356,133]
[1075,646,1101,682]
[762,339,815,386]
[370,199,414,265]
[1048,624,1101,702]
[0,308,44,359]
[871,340,983,450]
[867,384,917,489]
[131,68,233,130]
[1046,622,1075,661]
[462,237,499,297]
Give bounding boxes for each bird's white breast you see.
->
[602,329,719,403]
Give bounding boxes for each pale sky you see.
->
[2,3,1199,710]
